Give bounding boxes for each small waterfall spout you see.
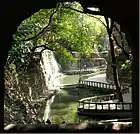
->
[43,95,55,122]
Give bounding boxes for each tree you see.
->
[6,2,107,71]
[104,17,123,102]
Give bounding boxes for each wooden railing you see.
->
[79,94,116,103]
[78,101,132,111]
[79,80,116,89]
[78,80,130,94]
[78,94,132,111]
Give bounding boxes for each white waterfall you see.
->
[39,49,62,122]
[40,49,61,90]
[43,95,55,122]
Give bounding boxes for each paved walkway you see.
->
[85,73,132,103]
[86,73,108,83]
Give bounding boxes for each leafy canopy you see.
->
[7,2,107,70]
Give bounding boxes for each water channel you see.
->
[49,74,109,124]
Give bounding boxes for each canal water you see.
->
[50,74,107,124]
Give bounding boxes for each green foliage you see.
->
[121,60,132,72]
[7,2,107,71]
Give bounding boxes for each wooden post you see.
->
[108,96,110,101]
[89,103,90,109]
[83,102,84,109]
[116,103,118,110]
[78,101,80,108]
[122,103,124,110]
[101,103,103,110]
[99,83,101,88]
[109,84,110,89]
[129,103,132,110]
[95,103,97,110]
[94,82,97,87]
[105,83,107,89]
[103,83,104,88]
[101,83,103,88]
[94,82,96,87]
[108,103,110,110]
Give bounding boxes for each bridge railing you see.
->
[78,94,132,111]
[79,80,116,89]
[78,80,130,94]
[78,101,132,111]
[79,94,115,103]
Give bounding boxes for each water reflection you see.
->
[50,74,106,124]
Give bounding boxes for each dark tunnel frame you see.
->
[0,0,139,132]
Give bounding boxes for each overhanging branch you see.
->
[22,9,58,42]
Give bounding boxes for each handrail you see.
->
[79,94,115,102]
[79,80,117,87]
[78,80,130,94]
[78,101,132,111]
[77,77,132,112]
[78,92,132,111]
[79,80,131,88]
[79,102,132,105]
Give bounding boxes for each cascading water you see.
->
[39,49,109,123]
[43,95,55,122]
[40,49,61,90]
[39,49,62,122]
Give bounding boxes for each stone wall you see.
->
[17,62,47,100]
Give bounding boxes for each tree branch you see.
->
[22,9,58,42]
[104,16,110,33]
[90,15,107,28]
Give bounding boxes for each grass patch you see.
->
[51,102,78,123]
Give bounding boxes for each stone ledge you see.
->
[4,122,132,133]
